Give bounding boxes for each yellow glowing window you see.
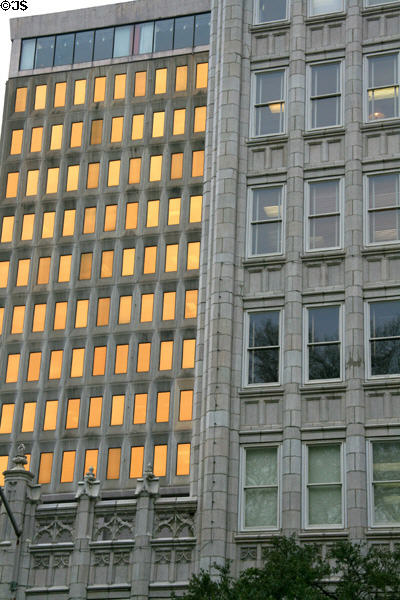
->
[177,443,191,476]
[1,216,14,243]
[129,158,141,184]
[37,257,51,284]
[152,111,165,137]
[90,119,103,145]
[137,343,151,372]
[15,87,27,112]
[6,172,19,198]
[146,200,159,227]
[38,453,53,484]
[21,402,36,431]
[130,446,144,478]
[70,122,83,148]
[66,398,80,429]
[125,203,138,229]
[0,456,7,484]
[156,391,170,423]
[160,341,173,371]
[87,163,100,189]
[104,205,117,232]
[43,400,58,430]
[100,250,114,278]
[25,455,31,473]
[97,297,110,326]
[83,207,96,233]
[84,449,98,477]
[0,308,4,335]
[27,353,41,382]
[111,117,124,143]
[16,258,30,286]
[153,445,167,477]
[168,197,181,225]
[21,214,34,240]
[175,66,187,91]
[0,404,14,434]
[114,74,126,99]
[92,346,107,376]
[42,213,55,239]
[53,301,68,330]
[11,305,25,334]
[162,291,176,320]
[115,345,129,374]
[140,294,154,322]
[30,127,43,152]
[133,393,147,424]
[155,68,167,94]
[149,155,162,181]
[54,82,66,108]
[179,391,193,421]
[196,62,208,89]
[74,80,86,105]
[187,241,200,270]
[118,295,132,324]
[88,396,102,428]
[70,348,85,378]
[0,262,9,288]
[185,289,198,318]
[75,299,89,328]
[182,338,196,368]
[143,246,157,274]
[194,106,207,132]
[165,244,178,272]
[46,167,59,194]
[50,124,63,150]
[49,350,63,379]
[134,71,147,97]
[108,160,120,187]
[26,170,39,196]
[171,153,183,179]
[94,76,106,102]
[58,254,72,283]
[32,303,46,332]
[6,353,20,383]
[132,114,144,140]
[111,395,125,425]
[107,448,121,479]
[65,165,79,190]
[173,109,186,135]
[192,150,205,177]
[34,85,47,110]
[10,129,23,155]
[79,253,92,280]
[62,209,76,236]
[122,248,135,276]
[61,451,76,483]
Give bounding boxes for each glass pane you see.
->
[154,19,173,52]
[130,447,144,478]
[165,244,178,272]
[49,350,63,380]
[132,114,144,140]
[21,214,34,239]
[66,398,80,429]
[88,397,102,427]
[114,74,126,99]
[370,300,400,338]
[0,262,9,288]
[133,393,147,424]
[62,209,75,236]
[171,153,183,179]
[371,338,400,375]
[195,13,211,45]
[54,82,67,107]
[308,306,339,343]
[176,66,187,91]
[162,292,176,320]
[179,390,193,421]
[155,68,167,94]
[6,172,19,197]
[32,304,46,331]
[125,204,138,230]
[185,289,198,319]
[111,395,124,425]
[21,402,36,430]
[70,122,83,147]
[53,301,67,330]
[87,163,99,188]
[104,205,117,232]
[94,27,113,60]
[58,255,72,282]
[309,180,339,215]
[255,103,284,135]
[70,348,85,378]
[16,258,30,286]
[66,165,79,191]
[309,445,340,483]
[152,112,165,137]
[6,353,20,382]
[312,96,340,128]
[153,445,167,477]
[192,150,204,177]
[129,158,141,184]
[309,215,340,249]
[10,130,23,155]
[115,345,129,374]
[83,207,96,234]
[30,127,43,152]
[134,71,147,96]
[174,16,194,49]
[368,87,398,120]
[43,400,58,430]
[61,451,75,483]
[258,0,287,22]
[177,443,191,476]
[256,70,284,104]
[309,343,340,380]
[369,173,398,209]
[252,222,281,254]
[369,208,400,243]
[310,0,342,15]
[12,305,25,333]
[248,348,279,384]
[46,167,59,194]
[54,33,74,66]
[20,39,35,70]
[373,441,400,481]
[190,196,203,222]
[150,155,163,181]
[34,85,47,110]
[37,257,51,284]
[74,30,94,63]
[0,404,14,433]
[75,299,89,328]
[245,488,277,528]
[194,106,207,132]
[311,63,340,96]
[246,447,277,486]
[94,77,106,102]
[108,160,120,186]
[79,253,92,280]
[50,124,63,150]
[84,450,98,477]
[38,453,53,484]
[1,216,14,242]
[160,341,174,370]
[74,80,86,105]
[92,346,107,375]
[196,62,208,88]
[369,54,397,88]
[90,120,103,145]
[119,295,132,324]
[156,392,170,422]
[111,117,124,143]
[309,485,342,525]
[114,25,132,57]
[107,448,121,479]
[97,297,110,326]
[137,343,151,372]
[168,197,181,225]
[141,294,154,322]
[374,483,400,524]
[187,241,200,269]
[249,311,279,347]
[15,88,27,112]
[135,22,154,54]
[182,339,196,369]
[122,248,135,276]
[35,36,55,68]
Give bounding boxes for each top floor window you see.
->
[255,0,288,23]
[367,54,399,122]
[309,0,344,15]
[253,70,285,137]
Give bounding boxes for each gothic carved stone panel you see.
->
[153,511,195,538]
[33,514,75,544]
[92,511,135,541]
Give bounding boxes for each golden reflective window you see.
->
[132,114,144,140]
[114,74,126,100]
[165,244,178,272]
[187,241,200,270]
[133,393,147,424]
[50,124,63,150]
[153,445,167,477]
[196,62,208,89]
[38,453,53,484]
[37,257,51,284]
[0,456,7,484]
[111,116,124,143]
[32,304,46,332]
[15,87,27,112]
[53,301,68,330]
[79,253,92,280]
[125,203,138,229]
[137,343,151,372]
[61,451,76,483]
[155,68,167,94]
[122,248,135,276]
[152,111,165,137]
[58,254,72,283]
[162,291,176,320]
[115,345,129,374]
[156,391,170,423]
[66,165,80,191]
[66,398,80,429]
[107,448,121,479]
[129,157,141,184]
[168,197,181,225]
[6,172,19,198]
[107,160,120,187]
[21,213,34,240]
[26,170,39,196]
[173,109,186,135]
[25,455,31,472]
[146,200,159,227]
[88,396,102,428]
[43,400,58,430]
[134,71,146,97]
[92,346,107,376]
[90,119,103,145]
[160,341,173,370]
[140,294,154,322]
[100,250,114,278]
[70,122,83,148]
[70,348,85,378]
[149,155,162,181]
[0,262,9,288]
[1,216,14,243]
[94,76,106,102]
[97,297,110,326]
[118,295,132,324]
[11,305,25,334]
[16,258,30,286]
[0,404,14,434]
[54,82,66,108]
[194,106,207,132]
[46,167,59,194]
[185,289,198,319]
[87,163,100,189]
[0,308,4,335]
[42,213,55,238]
[34,85,47,110]
[75,299,89,328]
[10,129,23,155]
[170,153,183,179]
[111,395,125,425]
[130,446,144,478]
[143,246,157,274]
[83,207,96,233]
[6,353,20,383]
[27,353,41,382]
[84,449,98,477]
[104,205,117,232]
[192,150,204,177]
[175,66,187,91]
[74,80,86,105]
[182,338,196,369]
[176,443,191,476]
[62,209,76,236]
[48,349,63,379]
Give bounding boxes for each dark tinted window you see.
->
[195,13,211,46]
[20,39,35,70]
[35,36,55,69]
[74,30,94,63]
[54,33,74,66]
[154,19,174,52]
[94,28,114,61]
[174,16,194,49]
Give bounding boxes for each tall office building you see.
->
[1,0,400,598]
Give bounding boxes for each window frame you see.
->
[243,308,283,388]
[305,177,344,252]
[364,170,400,247]
[365,51,400,123]
[367,438,400,528]
[247,184,285,258]
[251,68,287,138]
[307,60,343,130]
[308,0,345,17]
[254,0,289,24]
[365,298,400,379]
[364,0,400,6]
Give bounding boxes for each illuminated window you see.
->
[43,400,58,430]
[94,76,106,102]
[104,205,117,231]
[165,244,178,272]
[93,346,107,376]
[16,258,30,286]
[15,87,27,112]
[171,153,183,179]
[129,158,141,183]
[187,241,200,269]
[194,106,207,132]
[111,395,125,425]
[0,262,9,288]
[182,338,196,368]
[118,295,132,324]
[87,162,100,189]
[108,160,120,187]
[90,119,103,145]
[69,123,82,149]
[179,390,193,421]
[26,170,39,196]
[152,111,165,137]
[143,246,157,274]
[175,65,187,91]
[21,214,34,240]
[58,254,72,283]
[27,353,41,382]
[162,291,176,320]
[133,393,147,424]
[62,209,75,236]
[0,456,7,483]
[125,203,138,229]
[134,71,147,97]
[11,305,25,334]
[0,308,3,335]
[173,109,186,135]
[196,62,208,89]
[35,85,47,110]
[30,127,43,152]
[168,197,181,225]
[54,82,66,107]
[83,207,96,234]
[66,398,80,428]
[192,150,204,177]
[114,73,126,99]
[84,449,98,477]
[153,445,167,477]
[156,392,170,422]
[75,299,89,328]
[42,213,55,239]
[155,68,167,94]
[107,448,121,479]
[185,290,198,318]
[79,253,93,280]
[100,250,114,278]
[38,453,53,484]
[121,248,135,276]
[88,396,102,427]
[137,343,151,372]
[10,129,23,155]
[97,297,110,326]
[1,216,14,242]
[70,348,85,378]
[74,79,86,105]
[132,114,144,140]
[130,446,144,478]
[6,172,19,198]
[111,117,124,143]
[53,301,67,330]
[50,124,63,150]
[32,304,46,332]
[146,200,159,228]
[0,404,14,434]
[61,451,76,483]
[177,443,191,475]
[37,257,51,284]
[6,353,20,383]
[160,341,173,370]
[49,349,63,379]
[149,155,163,182]
[115,345,129,374]
[140,294,154,322]
[46,167,59,194]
